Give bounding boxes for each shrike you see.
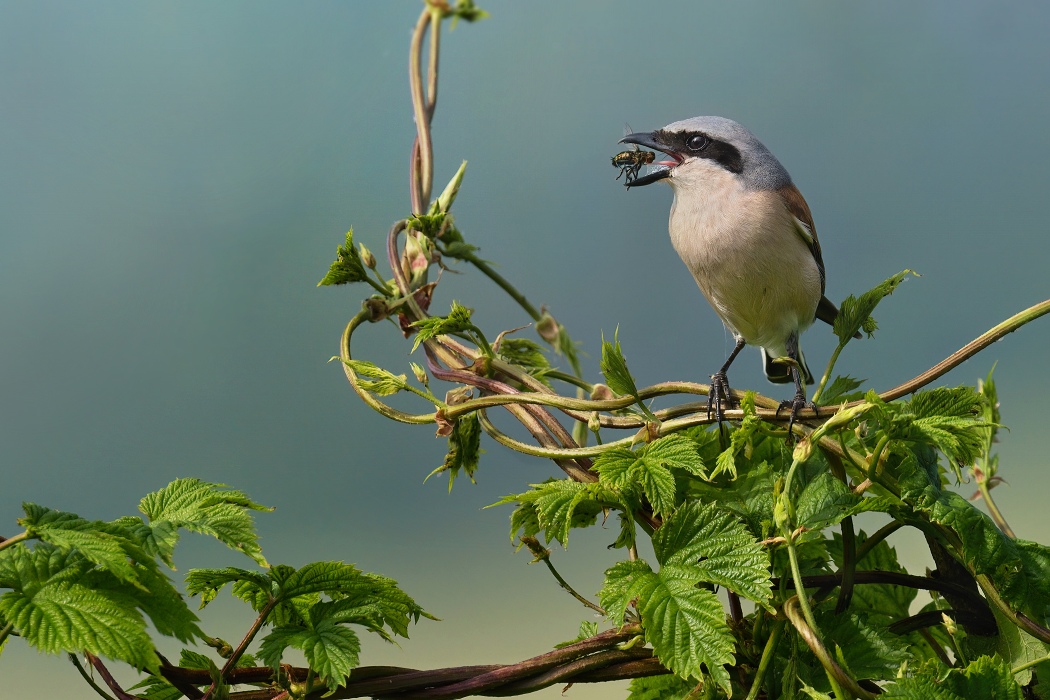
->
[620,116,846,426]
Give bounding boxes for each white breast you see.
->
[666,162,822,357]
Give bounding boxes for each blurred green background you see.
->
[2,2,1049,697]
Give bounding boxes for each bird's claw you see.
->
[776,392,815,441]
[707,371,737,423]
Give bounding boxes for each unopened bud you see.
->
[942,613,958,637]
[445,386,473,406]
[792,437,813,462]
[587,412,602,433]
[590,383,615,401]
[536,311,560,344]
[359,242,376,269]
[410,362,429,388]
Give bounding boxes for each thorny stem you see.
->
[744,618,785,700]
[521,537,605,614]
[782,598,875,700]
[68,653,118,700]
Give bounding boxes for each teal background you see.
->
[2,2,1049,697]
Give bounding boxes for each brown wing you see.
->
[776,184,857,334]
[777,183,826,296]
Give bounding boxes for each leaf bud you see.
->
[590,383,615,401]
[587,412,601,433]
[792,437,813,463]
[536,311,560,344]
[410,362,429,388]
[358,242,376,269]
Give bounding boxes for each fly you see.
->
[613,124,656,185]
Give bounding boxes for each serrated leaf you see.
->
[816,608,909,681]
[19,504,147,586]
[795,472,860,532]
[185,567,270,609]
[411,300,477,352]
[496,337,554,387]
[713,392,762,479]
[833,270,915,344]
[817,375,867,406]
[600,329,645,411]
[432,411,482,492]
[259,620,361,692]
[318,229,369,286]
[342,360,410,396]
[600,559,733,693]
[554,620,600,649]
[654,502,772,610]
[885,655,1022,699]
[137,478,271,567]
[600,503,771,694]
[626,674,696,700]
[0,546,159,670]
[593,436,703,518]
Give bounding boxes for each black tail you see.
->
[762,348,814,385]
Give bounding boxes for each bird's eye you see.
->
[686,134,709,151]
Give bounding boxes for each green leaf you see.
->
[626,674,696,700]
[0,546,159,670]
[136,478,271,567]
[496,337,553,386]
[19,504,149,586]
[492,479,616,547]
[600,503,771,693]
[259,620,361,692]
[342,360,411,396]
[653,502,772,610]
[829,530,916,623]
[600,559,733,693]
[816,375,866,406]
[816,608,909,681]
[318,229,369,286]
[411,300,477,352]
[885,655,1022,699]
[795,472,860,532]
[600,329,646,412]
[833,270,915,344]
[554,620,600,649]
[431,411,483,492]
[593,435,703,518]
[185,567,270,609]
[713,392,762,479]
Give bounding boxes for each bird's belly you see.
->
[668,189,821,354]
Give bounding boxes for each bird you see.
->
[619,116,847,428]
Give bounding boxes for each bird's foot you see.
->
[776,391,815,441]
[708,371,737,423]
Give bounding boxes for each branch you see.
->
[85,653,139,700]
[879,298,1050,402]
[782,597,877,700]
[158,626,658,699]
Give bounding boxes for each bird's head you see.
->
[619,116,791,192]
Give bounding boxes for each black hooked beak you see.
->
[618,131,677,187]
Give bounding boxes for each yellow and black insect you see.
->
[612,145,655,185]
